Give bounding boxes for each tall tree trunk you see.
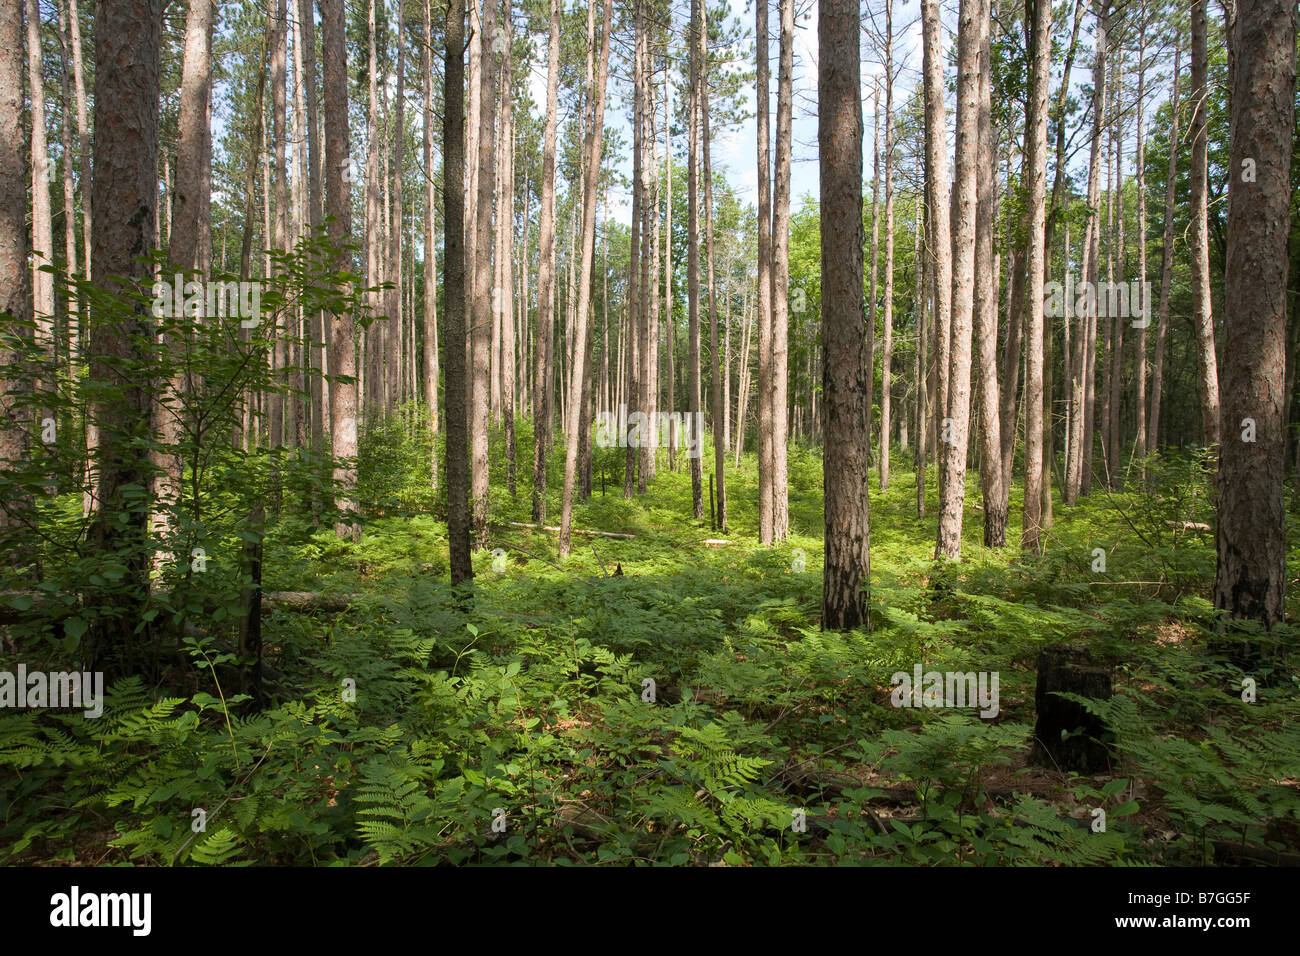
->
[1190,0,1221,449]
[818,0,869,631]
[152,0,214,571]
[470,0,499,549]
[56,0,78,363]
[687,0,703,519]
[67,0,90,276]
[557,0,612,556]
[703,1,724,529]
[770,0,793,541]
[422,0,440,467]
[531,0,560,523]
[300,0,327,458]
[1213,0,1295,631]
[921,0,953,477]
[0,0,34,570]
[936,0,986,560]
[1149,35,1179,454]
[1022,0,1051,552]
[442,0,472,585]
[1066,0,1107,504]
[624,0,643,498]
[973,6,1003,545]
[321,0,359,541]
[755,0,773,542]
[26,0,53,383]
[388,0,406,417]
[270,0,289,449]
[1132,10,1148,472]
[867,82,879,474]
[914,184,928,518]
[879,5,895,492]
[498,16,516,496]
[86,0,163,675]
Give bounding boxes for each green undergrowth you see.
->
[3,435,1298,866]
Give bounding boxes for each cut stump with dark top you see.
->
[1030,644,1114,774]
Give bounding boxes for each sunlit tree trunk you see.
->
[558,0,612,556]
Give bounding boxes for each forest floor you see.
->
[5,436,1300,865]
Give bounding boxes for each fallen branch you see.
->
[505,521,634,539]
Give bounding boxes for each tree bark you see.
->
[880,7,895,493]
[0,0,33,570]
[1189,0,1221,449]
[1149,35,1180,454]
[1021,0,1051,553]
[531,0,560,524]
[973,11,1003,546]
[86,0,163,675]
[557,0,612,557]
[770,0,793,542]
[755,0,773,543]
[321,0,360,541]
[936,0,986,561]
[470,0,499,549]
[1212,0,1295,631]
[442,0,473,585]
[818,0,869,631]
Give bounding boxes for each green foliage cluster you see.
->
[3,427,1297,866]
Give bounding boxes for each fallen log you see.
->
[506,521,635,539]
[0,589,362,625]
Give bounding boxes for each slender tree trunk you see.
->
[687,0,703,519]
[299,0,328,460]
[1149,36,1180,454]
[1132,10,1148,473]
[973,8,1004,545]
[423,0,440,464]
[936,0,986,560]
[703,2,725,529]
[26,0,53,378]
[1190,0,1221,449]
[921,0,953,476]
[0,1,34,569]
[442,0,472,585]
[770,0,793,541]
[531,0,560,523]
[914,180,928,518]
[867,82,879,472]
[755,0,773,542]
[1022,0,1051,552]
[68,0,90,277]
[557,0,612,556]
[880,5,895,492]
[151,0,214,571]
[321,0,359,539]
[498,18,516,496]
[470,0,499,549]
[388,0,406,417]
[625,0,644,498]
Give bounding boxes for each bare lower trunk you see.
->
[1212,0,1294,631]
[818,0,869,631]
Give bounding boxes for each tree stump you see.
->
[1030,644,1113,773]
